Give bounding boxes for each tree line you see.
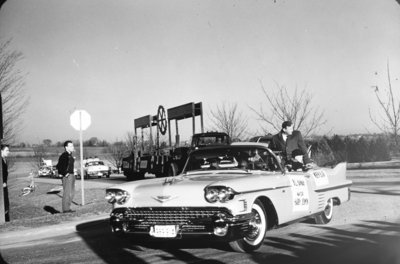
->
[17,137,111,148]
[308,134,391,166]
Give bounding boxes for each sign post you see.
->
[0,93,4,224]
[70,110,91,206]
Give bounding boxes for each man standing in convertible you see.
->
[271,121,312,170]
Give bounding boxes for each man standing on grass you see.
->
[2,144,10,221]
[56,140,75,213]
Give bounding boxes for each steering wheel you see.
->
[157,105,167,135]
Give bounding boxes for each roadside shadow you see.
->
[76,218,400,263]
[76,219,228,263]
[47,192,80,206]
[47,186,63,194]
[252,220,400,264]
[76,219,147,263]
[0,252,9,264]
[43,205,60,214]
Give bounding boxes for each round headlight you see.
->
[116,191,130,204]
[205,189,219,203]
[105,191,116,203]
[218,188,230,202]
[205,186,237,203]
[115,192,123,201]
[106,189,130,204]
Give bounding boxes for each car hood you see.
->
[109,170,285,208]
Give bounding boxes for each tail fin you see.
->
[333,162,347,180]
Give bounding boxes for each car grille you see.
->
[127,207,231,224]
[111,207,233,233]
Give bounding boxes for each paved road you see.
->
[1,169,399,264]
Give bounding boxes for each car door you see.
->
[286,171,313,219]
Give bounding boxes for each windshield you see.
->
[183,146,282,173]
[87,161,105,166]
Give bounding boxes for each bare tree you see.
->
[209,102,248,141]
[250,81,326,137]
[369,62,400,147]
[125,130,146,152]
[43,139,52,146]
[0,39,29,143]
[125,131,136,153]
[31,144,47,172]
[105,140,129,172]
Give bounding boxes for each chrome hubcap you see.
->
[246,210,262,240]
[324,199,333,219]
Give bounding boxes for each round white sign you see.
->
[70,110,91,131]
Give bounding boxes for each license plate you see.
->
[149,225,178,238]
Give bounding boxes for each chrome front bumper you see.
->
[109,207,253,240]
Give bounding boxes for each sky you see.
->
[0,0,400,144]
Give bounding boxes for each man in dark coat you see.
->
[271,121,312,169]
[1,144,10,222]
[56,140,75,213]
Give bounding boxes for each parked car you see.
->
[38,165,55,177]
[83,158,111,178]
[38,159,56,177]
[105,142,352,252]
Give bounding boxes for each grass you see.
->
[0,161,114,233]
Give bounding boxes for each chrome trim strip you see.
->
[240,185,290,194]
[315,183,352,193]
[124,231,214,235]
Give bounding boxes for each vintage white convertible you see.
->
[105,142,352,252]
